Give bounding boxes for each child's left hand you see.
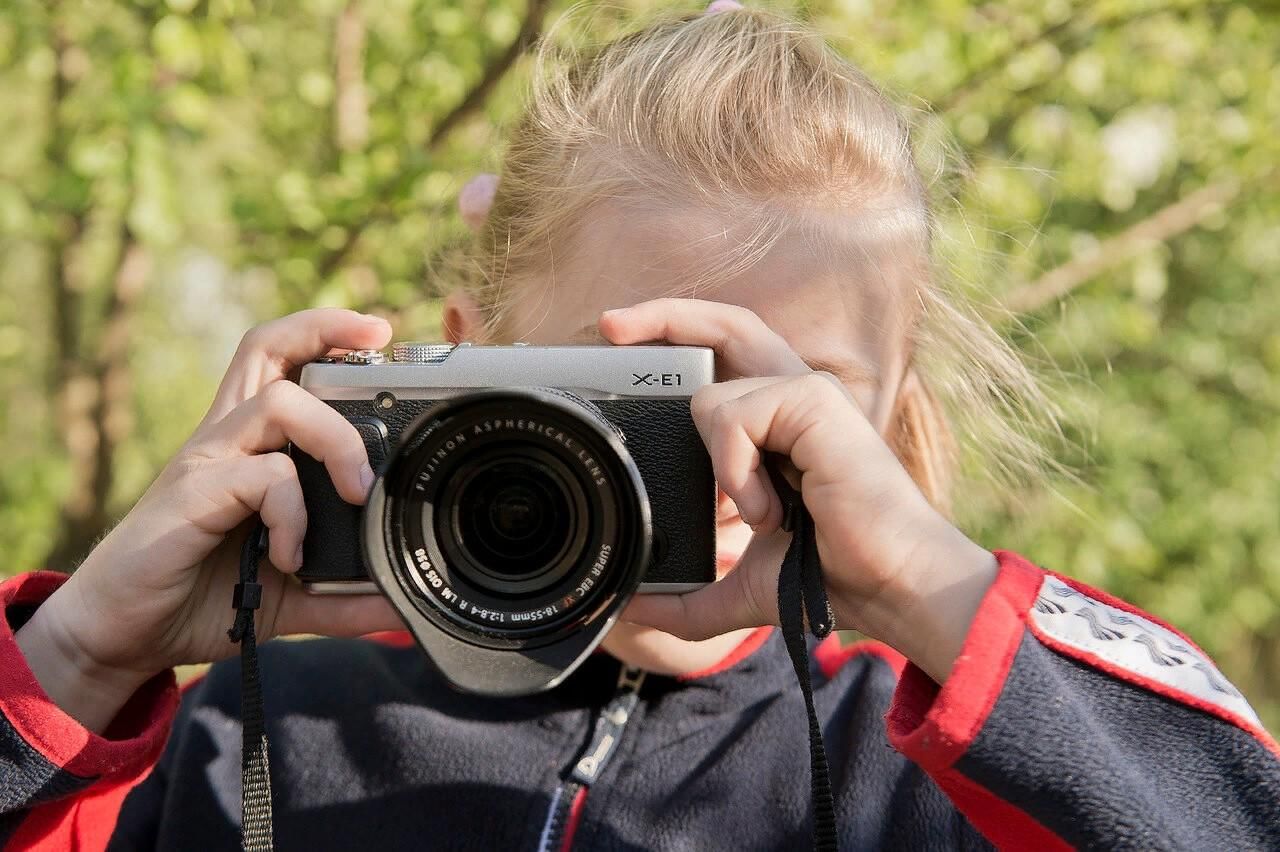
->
[598,298,998,684]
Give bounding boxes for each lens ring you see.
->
[375,388,650,650]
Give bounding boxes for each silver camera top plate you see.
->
[300,344,714,401]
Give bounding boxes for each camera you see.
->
[292,342,716,696]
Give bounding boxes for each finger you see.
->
[183,453,308,565]
[197,381,372,504]
[690,373,866,533]
[597,298,810,380]
[213,454,308,573]
[274,585,405,639]
[254,455,308,573]
[203,309,391,425]
[694,386,785,533]
[622,533,786,640]
[703,372,859,476]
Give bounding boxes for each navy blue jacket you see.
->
[2,551,1278,850]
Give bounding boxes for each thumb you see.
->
[273,583,405,640]
[620,530,786,641]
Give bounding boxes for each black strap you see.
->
[227,520,274,852]
[770,460,838,852]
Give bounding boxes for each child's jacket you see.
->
[1,551,1277,850]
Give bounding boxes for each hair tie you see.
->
[704,0,743,14]
[458,173,499,232]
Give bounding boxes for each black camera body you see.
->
[292,342,716,695]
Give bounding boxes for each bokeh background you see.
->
[1,0,1277,727]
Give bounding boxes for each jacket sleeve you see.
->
[887,550,1280,851]
[0,571,178,852]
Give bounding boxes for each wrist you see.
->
[14,586,155,734]
[837,521,998,685]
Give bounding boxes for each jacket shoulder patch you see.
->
[1029,576,1260,727]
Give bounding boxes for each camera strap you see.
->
[227,519,274,852]
[770,464,838,852]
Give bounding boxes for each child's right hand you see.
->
[15,309,405,732]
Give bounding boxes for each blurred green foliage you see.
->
[0,0,1277,729]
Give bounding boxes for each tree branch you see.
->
[46,8,86,398]
[937,0,1230,115]
[91,222,149,508]
[315,0,552,279]
[45,216,150,571]
[936,12,1077,114]
[1003,178,1240,314]
[428,0,552,149]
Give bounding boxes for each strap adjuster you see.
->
[233,581,263,611]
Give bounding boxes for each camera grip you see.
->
[294,416,390,586]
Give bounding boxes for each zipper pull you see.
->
[537,666,649,852]
[572,665,646,784]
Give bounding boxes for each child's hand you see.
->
[599,298,998,684]
[16,309,404,732]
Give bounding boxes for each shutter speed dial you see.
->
[392,343,459,364]
[338,343,466,365]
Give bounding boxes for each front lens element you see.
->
[441,450,587,593]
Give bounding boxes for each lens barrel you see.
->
[367,388,650,651]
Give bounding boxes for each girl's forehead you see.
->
[507,200,909,391]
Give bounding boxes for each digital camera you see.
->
[292,342,716,695]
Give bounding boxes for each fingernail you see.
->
[358,312,386,324]
[359,462,375,492]
[601,307,627,318]
[294,544,305,569]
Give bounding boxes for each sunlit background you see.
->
[1,0,1277,728]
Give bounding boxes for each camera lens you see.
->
[440,450,589,594]
[467,464,564,566]
[371,388,651,650]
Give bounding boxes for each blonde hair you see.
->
[450,6,1058,514]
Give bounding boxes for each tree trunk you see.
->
[44,226,149,571]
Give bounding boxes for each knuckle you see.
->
[708,400,737,435]
[257,378,299,410]
[725,303,762,331]
[690,386,717,420]
[800,371,839,397]
[238,321,273,353]
[261,451,297,481]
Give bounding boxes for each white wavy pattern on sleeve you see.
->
[1029,576,1262,728]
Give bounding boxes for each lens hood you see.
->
[362,387,652,696]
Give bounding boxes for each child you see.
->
[3,6,1277,850]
